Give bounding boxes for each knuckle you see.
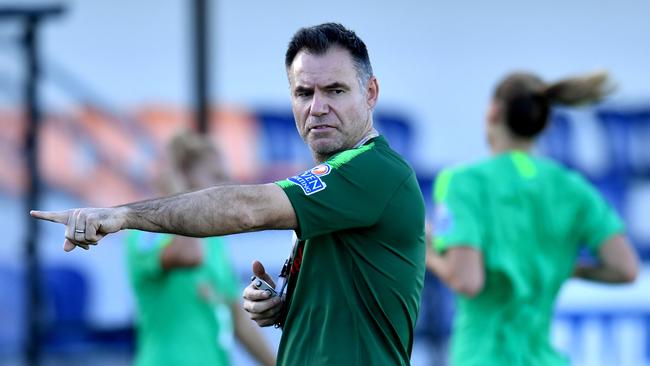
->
[242,288,254,300]
[242,301,252,312]
[244,301,260,313]
[248,289,265,300]
[87,233,100,243]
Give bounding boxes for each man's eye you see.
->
[332,89,344,95]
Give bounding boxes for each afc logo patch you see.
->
[288,163,332,195]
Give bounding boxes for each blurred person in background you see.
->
[426,70,639,366]
[31,23,425,366]
[126,131,275,366]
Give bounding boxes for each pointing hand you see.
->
[30,207,126,252]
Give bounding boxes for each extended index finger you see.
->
[30,210,71,225]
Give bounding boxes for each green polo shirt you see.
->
[433,151,624,366]
[275,136,426,366]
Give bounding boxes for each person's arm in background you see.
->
[160,236,203,270]
[232,303,276,366]
[572,174,639,284]
[426,169,486,298]
[426,243,484,298]
[574,234,639,283]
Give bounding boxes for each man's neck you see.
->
[313,128,379,163]
[353,128,379,148]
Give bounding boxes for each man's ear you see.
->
[366,76,379,110]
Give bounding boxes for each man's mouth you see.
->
[309,124,335,132]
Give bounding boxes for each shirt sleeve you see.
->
[276,149,409,240]
[125,231,173,281]
[432,169,484,253]
[575,177,625,253]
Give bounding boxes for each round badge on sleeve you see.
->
[310,164,331,176]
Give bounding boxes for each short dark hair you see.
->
[285,23,373,86]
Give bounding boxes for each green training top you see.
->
[433,151,624,366]
[275,135,426,366]
[126,231,240,366]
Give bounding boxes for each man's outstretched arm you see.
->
[31,183,297,251]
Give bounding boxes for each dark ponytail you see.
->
[495,70,612,138]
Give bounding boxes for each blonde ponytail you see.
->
[544,70,614,106]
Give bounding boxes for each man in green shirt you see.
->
[31,23,425,366]
[266,134,424,365]
[427,70,639,366]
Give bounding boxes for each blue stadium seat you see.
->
[374,112,414,162]
[0,265,26,358]
[597,108,650,180]
[255,109,311,165]
[0,264,90,356]
[40,265,90,353]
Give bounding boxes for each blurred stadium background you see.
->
[0,0,649,365]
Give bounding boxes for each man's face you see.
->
[288,46,378,161]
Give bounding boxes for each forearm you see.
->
[425,242,456,286]
[233,305,276,366]
[425,250,448,278]
[426,246,484,297]
[426,250,459,291]
[574,235,639,284]
[120,183,296,237]
[573,264,637,283]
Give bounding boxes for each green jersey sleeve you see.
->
[125,231,173,281]
[574,176,625,253]
[432,169,484,253]
[276,142,411,240]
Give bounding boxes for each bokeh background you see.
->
[1,0,649,365]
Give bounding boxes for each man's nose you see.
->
[309,93,329,116]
